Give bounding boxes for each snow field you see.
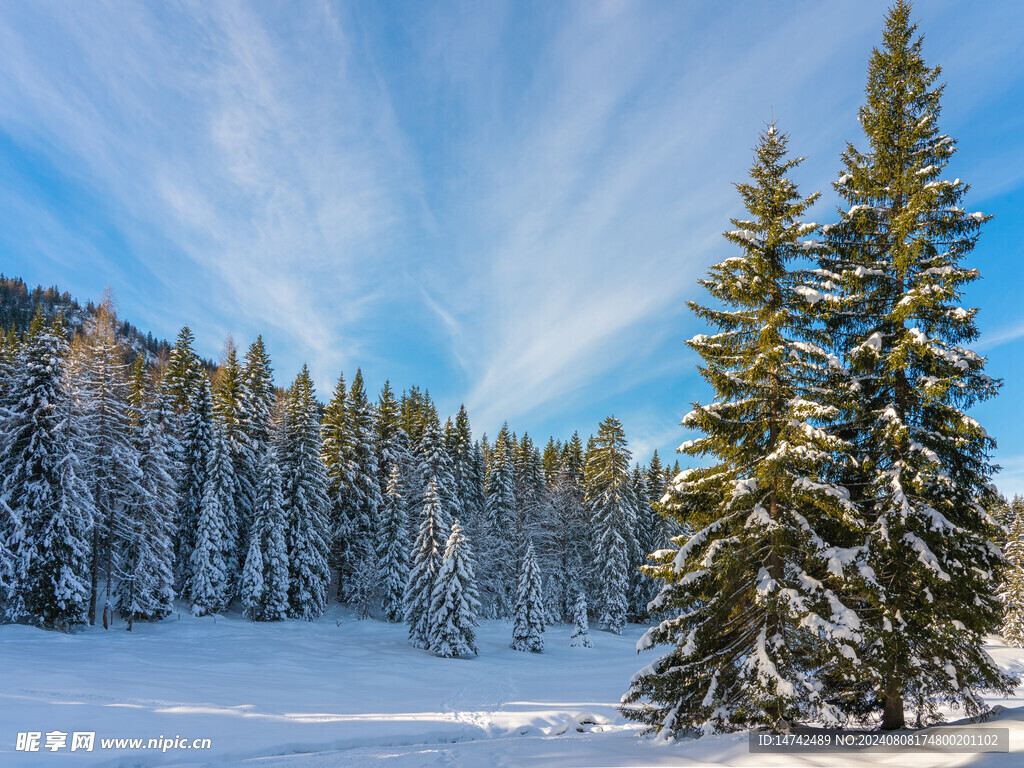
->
[1,605,1022,767]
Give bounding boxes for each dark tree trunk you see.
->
[88,527,99,625]
[881,680,905,730]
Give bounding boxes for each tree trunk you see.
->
[88,527,99,625]
[104,508,113,630]
[881,679,905,730]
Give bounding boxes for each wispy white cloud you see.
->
[421,0,884,429]
[976,322,1024,352]
[0,0,1021,457]
[0,0,419,388]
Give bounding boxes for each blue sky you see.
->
[1,1,1022,492]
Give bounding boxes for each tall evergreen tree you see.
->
[451,405,482,527]
[213,341,258,588]
[115,364,176,629]
[418,418,458,517]
[241,336,276,452]
[176,375,215,595]
[644,451,676,550]
[820,0,1012,728]
[374,381,404,472]
[561,432,585,481]
[242,447,290,621]
[584,416,638,635]
[377,465,410,623]
[628,465,652,620]
[545,459,588,622]
[164,326,204,416]
[1000,502,1024,648]
[482,423,517,617]
[541,437,563,487]
[464,442,487,537]
[71,298,142,627]
[0,312,93,629]
[188,422,235,617]
[0,326,19,410]
[624,126,860,735]
[280,367,331,620]
[515,433,546,569]
[347,370,383,604]
[400,385,431,447]
[510,542,545,653]
[429,518,480,658]
[404,479,449,649]
[322,372,357,597]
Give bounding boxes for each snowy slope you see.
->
[1,605,1022,767]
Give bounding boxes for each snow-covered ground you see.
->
[1,605,1022,767]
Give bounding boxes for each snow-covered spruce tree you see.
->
[467,441,487,521]
[820,0,1012,729]
[517,434,556,620]
[377,464,410,622]
[570,587,592,648]
[212,341,258,589]
[0,312,94,630]
[641,453,679,624]
[176,374,215,594]
[241,336,276,454]
[401,385,438,449]
[115,362,176,629]
[280,367,331,620]
[240,525,265,622]
[481,424,517,618]
[429,518,480,657]
[515,433,545,545]
[418,417,458,517]
[374,381,407,493]
[541,462,586,622]
[164,326,205,416]
[1000,504,1024,648]
[645,451,677,551]
[322,370,382,604]
[584,416,638,635]
[347,370,383,605]
[242,447,290,621]
[188,422,235,616]
[443,418,463,517]
[322,371,358,597]
[0,326,18,410]
[541,437,562,485]
[351,549,378,620]
[71,298,142,627]
[375,383,420,545]
[628,465,652,621]
[211,420,239,597]
[451,405,484,528]
[510,542,545,653]
[404,478,449,649]
[623,125,863,736]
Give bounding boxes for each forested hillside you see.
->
[0,275,212,368]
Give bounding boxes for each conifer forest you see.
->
[2,2,1023,766]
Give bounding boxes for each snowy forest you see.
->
[2,1,1024,761]
[0,299,679,650]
